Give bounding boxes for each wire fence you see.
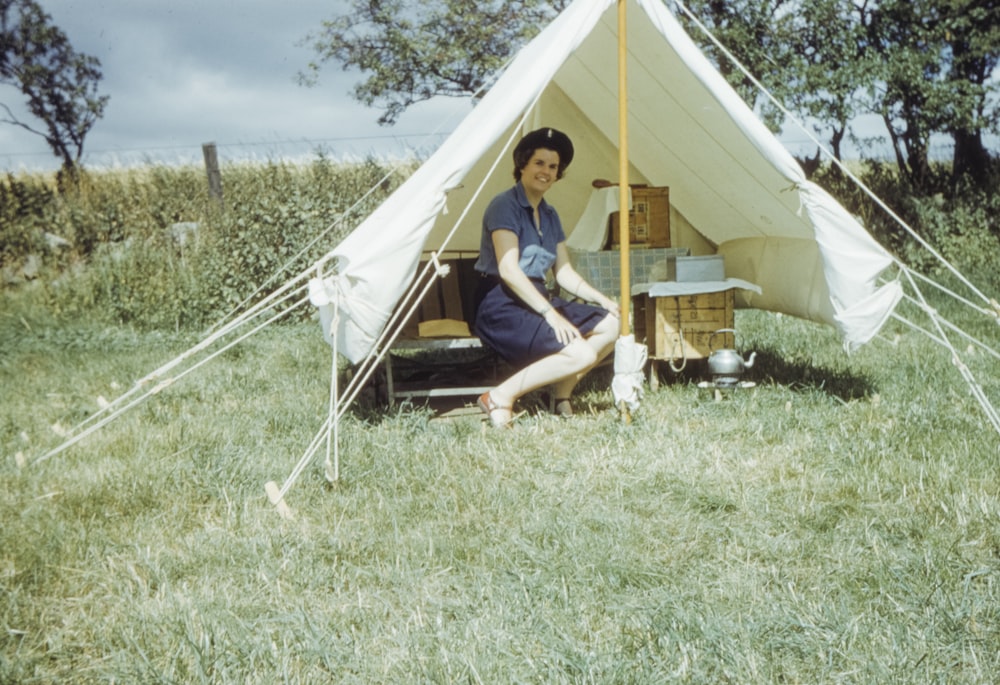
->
[3,126,993,174]
[779,135,971,164]
[0,132,455,173]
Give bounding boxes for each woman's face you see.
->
[520,148,561,197]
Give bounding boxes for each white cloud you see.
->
[2,0,461,171]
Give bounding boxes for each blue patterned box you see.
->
[569,247,691,295]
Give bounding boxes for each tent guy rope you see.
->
[672,0,995,312]
[67,274,312,438]
[33,288,312,465]
[26,42,499,470]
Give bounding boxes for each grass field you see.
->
[3,288,999,682]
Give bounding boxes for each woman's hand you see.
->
[596,294,621,319]
[552,245,622,320]
[543,309,582,346]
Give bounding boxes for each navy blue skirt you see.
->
[474,276,610,367]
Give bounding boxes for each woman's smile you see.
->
[522,149,561,198]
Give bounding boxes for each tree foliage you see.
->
[946,2,1000,179]
[683,0,1000,188]
[767,0,874,164]
[300,0,567,125]
[849,0,1000,189]
[859,0,953,188]
[0,0,108,175]
[674,0,802,131]
[304,0,998,190]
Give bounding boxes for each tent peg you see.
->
[265,481,294,520]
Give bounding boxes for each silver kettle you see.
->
[707,328,756,388]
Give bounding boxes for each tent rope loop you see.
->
[667,299,687,372]
[789,183,806,217]
[430,251,452,279]
[667,338,687,373]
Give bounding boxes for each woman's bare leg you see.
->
[489,313,619,408]
[551,313,618,400]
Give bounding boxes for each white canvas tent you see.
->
[35,0,999,503]
[309,0,903,366]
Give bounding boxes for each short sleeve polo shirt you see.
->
[474,182,566,280]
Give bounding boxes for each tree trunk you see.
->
[904,138,931,191]
[952,128,991,186]
[948,35,993,187]
[882,112,910,180]
[828,125,846,182]
[56,160,81,193]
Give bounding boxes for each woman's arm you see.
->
[553,243,621,316]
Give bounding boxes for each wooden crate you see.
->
[633,289,735,361]
[610,186,670,248]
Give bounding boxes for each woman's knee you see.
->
[587,313,619,345]
[598,312,619,334]
[563,339,598,369]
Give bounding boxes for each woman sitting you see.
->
[473,127,620,427]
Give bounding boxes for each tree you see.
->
[859,0,950,188]
[782,0,875,166]
[674,0,801,132]
[0,0,108,175]
[938,0,1000,184]
[859,0,1000,189]
[675,0,872,176]
[300,0,567,125]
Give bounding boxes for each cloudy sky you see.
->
[0,0,466,172]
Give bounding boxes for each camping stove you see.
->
[697,379,757,391]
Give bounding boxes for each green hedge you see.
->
[1,157,411,331]
[2,156,996,332]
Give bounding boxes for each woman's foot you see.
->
[478,391,514,428]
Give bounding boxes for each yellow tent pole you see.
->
[617,0,630,337]
[616,0,633,423]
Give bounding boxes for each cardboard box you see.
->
[609,186,670,248]
[633,289,735,361]
[665,255,725,282]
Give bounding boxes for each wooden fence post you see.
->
[202,142,224,208]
